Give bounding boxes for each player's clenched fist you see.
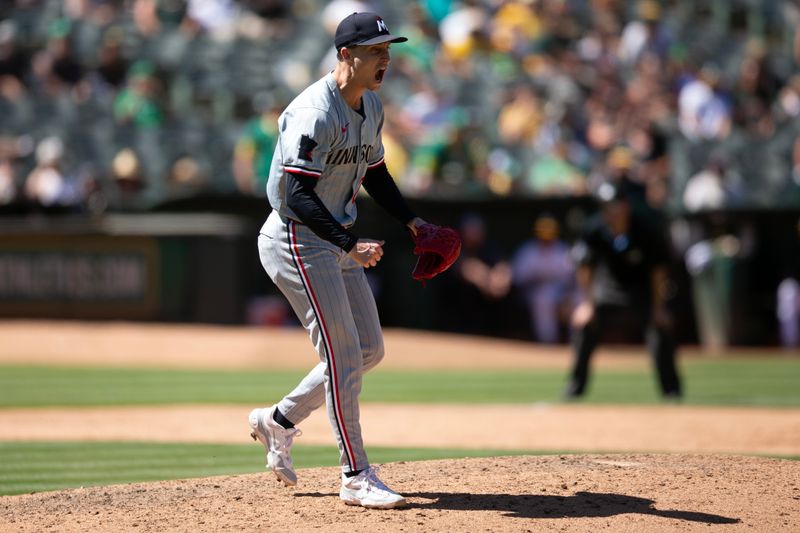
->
[349,239,385,268]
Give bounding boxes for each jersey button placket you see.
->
[351,118,365,203]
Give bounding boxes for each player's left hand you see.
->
[406,217,428,236]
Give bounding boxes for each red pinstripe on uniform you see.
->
[350,176,365,204]
[288,221,357,470]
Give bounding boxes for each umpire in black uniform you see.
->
[564,181,682,399]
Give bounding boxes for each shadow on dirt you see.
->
[294,490,740,524]
[403,491,740,523]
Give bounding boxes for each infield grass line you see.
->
[1,441,796,497]
[0,441,543,496]
[1,357,799,407]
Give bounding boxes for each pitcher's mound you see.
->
[2,454,797,532]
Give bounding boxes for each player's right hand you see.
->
[349,239,385,268]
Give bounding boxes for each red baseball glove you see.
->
[411,224,462,281]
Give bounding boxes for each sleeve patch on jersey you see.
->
[298,135,318,162]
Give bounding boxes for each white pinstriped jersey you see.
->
[265,73,386,229]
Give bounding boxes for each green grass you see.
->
[1,441,796,497]
[1,357,796,498]
[0,357,799,407]
[0,441,541,496]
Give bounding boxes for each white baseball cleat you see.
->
[339,466,407,509]
[248,406,301,487]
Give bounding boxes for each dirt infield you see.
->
[1,321,799,531]
[0,320,665,370]
[2,454,798,532]
[2,404,799,456]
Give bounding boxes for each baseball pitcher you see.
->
[248,12,459,509]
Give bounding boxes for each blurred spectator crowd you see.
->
[0,0,799,214]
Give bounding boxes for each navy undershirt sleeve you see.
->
[285,173,358,252]
[362,163,416,226]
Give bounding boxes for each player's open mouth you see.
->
[375,69,386,82]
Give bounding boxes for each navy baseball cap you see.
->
[334,12,407,50]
